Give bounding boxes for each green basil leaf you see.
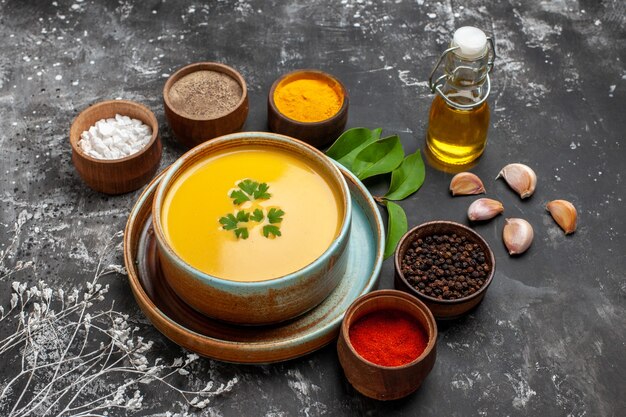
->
[383,201,408,259]
[326,127,382,170]
[384,150,426,201]
[352,135,404,180]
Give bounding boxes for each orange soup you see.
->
[161,146,343,282]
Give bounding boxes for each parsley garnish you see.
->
[229,189,250,205]
[235,210,249,222]
[250,208,264,222]
[253,182,271,200]
[238,179,258,195]
[218,179,284,239]
[263,225,282,238]
[267,208,285,224]
[234,227,249,239]
[219,213,238,231]
[229,179,272,205]
[219,211,252,238]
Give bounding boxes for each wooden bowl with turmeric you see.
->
[268,70,349,149]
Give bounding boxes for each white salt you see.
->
[78,114,152,160]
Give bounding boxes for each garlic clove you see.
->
[546,200,577,234]
[450,172,486,196]
[467,198,504,221]
[503,218,534,255]
[496,163,537,199]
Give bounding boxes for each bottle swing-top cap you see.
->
[451,26,488,59]
[428,26,496,110]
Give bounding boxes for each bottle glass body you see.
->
[426,49,491,165]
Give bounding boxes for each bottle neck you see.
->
[442,51,490,107]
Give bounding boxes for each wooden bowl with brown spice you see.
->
[163,62,249,148]
[394,221,496,320]
[267,69,349,149]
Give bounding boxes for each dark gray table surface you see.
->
[1,0,624,416]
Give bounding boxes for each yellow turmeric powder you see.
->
[273,74,344,123]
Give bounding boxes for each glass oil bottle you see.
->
[426,27,496,165]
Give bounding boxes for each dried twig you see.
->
[0,232,237,416]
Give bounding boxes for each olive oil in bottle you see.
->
[426,26,496,165]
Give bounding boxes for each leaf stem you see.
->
[373,196,387,206]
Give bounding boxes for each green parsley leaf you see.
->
[267,208,285,224]
[235,227,249,239]
[238,179,258,196]
[219,214,238,231]
[230,189,250,205]
[250,208,264,222]
[220,180,285,240]
[263,225,282,238]
[236,210,250,222]
[253,182,271,200]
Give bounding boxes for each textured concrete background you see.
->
[0,0,624,416]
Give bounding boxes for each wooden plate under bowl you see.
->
[123,166,384,364]
[69,100,162,195]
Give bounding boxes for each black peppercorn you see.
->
[401,232,490,300]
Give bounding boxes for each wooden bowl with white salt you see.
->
[70,100,162,195]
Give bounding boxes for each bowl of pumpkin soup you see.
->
[152,132,352,325]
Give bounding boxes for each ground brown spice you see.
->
[168,70,242,118]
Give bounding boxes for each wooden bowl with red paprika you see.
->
[337,289,437,401]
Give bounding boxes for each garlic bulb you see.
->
[546,200,577,234]
[496,163,537,199]
[503,218,534,255]
[450,172,486,196]
[467,198,504,221]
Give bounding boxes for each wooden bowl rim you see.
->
[150,131,353,286]
[394,220,496,306]
[69,99,159,165]
[340,289,437,370]
[163,61,248,121]
[268,69,349,126]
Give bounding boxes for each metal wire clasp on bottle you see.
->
[428,37,496,110]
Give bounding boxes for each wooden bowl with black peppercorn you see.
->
[394,221,496,320]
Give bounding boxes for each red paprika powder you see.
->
[348,309,428,367]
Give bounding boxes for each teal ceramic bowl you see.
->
[151,132,352,325]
